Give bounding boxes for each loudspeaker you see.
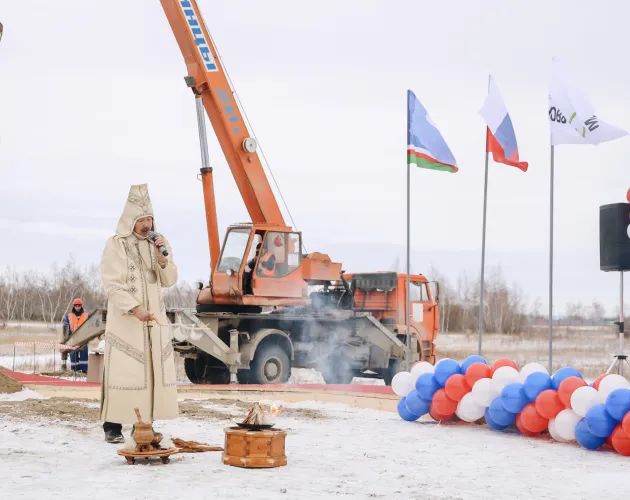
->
[599,203,630,271]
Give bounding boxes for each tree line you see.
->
[0,259,197,326]
[0,259,611,333]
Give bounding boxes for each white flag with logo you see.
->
[548,56,628,146]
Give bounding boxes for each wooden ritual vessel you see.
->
[117,407,179,465]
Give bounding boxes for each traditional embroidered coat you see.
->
[99,184,179,425]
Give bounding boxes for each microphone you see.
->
[148,231,168,257]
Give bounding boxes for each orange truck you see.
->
[63,1,440,385]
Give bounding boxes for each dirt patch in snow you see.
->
[0,371,23,394]
[179,400,328,421]
[0,397,327,423]
[0,397,98,421]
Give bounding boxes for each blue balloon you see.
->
[551,367,582,390]
[523,372,553,402]
[434,359,461,387]
[405,390,431,417]
[585,404,617,438]
[461,355,488,374]
[484,407,509,431]
[416,373,440,400]
[605,388,630,422]
[500,383,529,414]
[575,419,606,450]
[398,397,420,421]
[488,397,516,427]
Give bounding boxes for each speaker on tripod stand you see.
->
[599,202,630,375]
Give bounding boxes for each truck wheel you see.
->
[184,358,202,384]
[248,343,291,384]
[184,357,230,384]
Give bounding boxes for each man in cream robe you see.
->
[100,183,179,443]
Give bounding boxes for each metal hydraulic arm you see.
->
[159,0,287,235]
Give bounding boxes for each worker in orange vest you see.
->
[62,298,89,373]
[258,249,275,277]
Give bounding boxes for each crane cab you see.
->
[209,223,308,304]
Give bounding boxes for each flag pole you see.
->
[406,92,412,371]
[478,135,490,356]
[548,144,555,374]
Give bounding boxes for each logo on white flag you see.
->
[548,57,627,146]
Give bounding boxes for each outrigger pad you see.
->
[350,272,398,293]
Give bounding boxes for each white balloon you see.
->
[411,361,434,381]
[491,366,519,393]
[554,409,581,441]
[598,374,630,402]
[392,371,414,397]
[518,362,548,383]
[456,392,486,422]
[570,386,599,417]
[548,417,568,443]
[471,378,499,408]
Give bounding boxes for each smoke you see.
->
[310,320,356,384]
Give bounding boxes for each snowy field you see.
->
[0,389,628,500]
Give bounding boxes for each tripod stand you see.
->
[606,271,630,376]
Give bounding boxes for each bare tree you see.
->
[565,301,584,320]
[590,300,605,321]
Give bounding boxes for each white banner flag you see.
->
[548,56,628,146]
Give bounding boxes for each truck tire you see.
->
[184,357,202,384]
[184,356,230,384]
[248,343,291,384]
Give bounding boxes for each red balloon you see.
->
[611,424,630,456]
[557,376,587,408]
[432,388,458,416]
[622,410,630,437]
[626,188,630,204]
[535,389,565,420]
[465,362,492,387]
[520,402,549,433]
[444,374,471,402]
[429,402,454,422]
[491,358,518,374]
[593,374,609,391]
[516,413,539,437]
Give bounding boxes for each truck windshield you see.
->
[217,229,251,273]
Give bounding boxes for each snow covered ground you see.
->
[1,389,628,500]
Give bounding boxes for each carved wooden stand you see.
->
[222,426,287,468]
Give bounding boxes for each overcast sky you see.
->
[1,0,630,315]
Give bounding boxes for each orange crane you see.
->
[61,1,441,386]
[154,0,441,385]
[160,0,341,308]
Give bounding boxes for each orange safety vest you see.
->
[259,252,275,276]
[67,312,88,333]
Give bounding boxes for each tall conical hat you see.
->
[115,184,156,237]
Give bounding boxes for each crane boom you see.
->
[159,0,286,226]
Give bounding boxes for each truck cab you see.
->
[342,272,439,364]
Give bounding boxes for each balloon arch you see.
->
[393,356,630,456]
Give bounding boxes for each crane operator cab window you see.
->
[256,231,301,279]
[217,228,251,274]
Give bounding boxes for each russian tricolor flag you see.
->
[479,75,528,172]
